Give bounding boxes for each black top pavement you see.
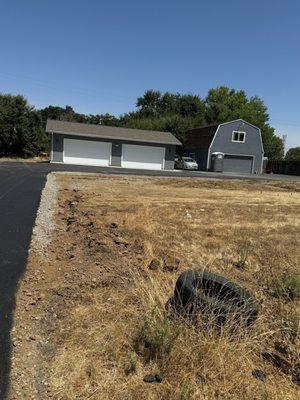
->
[1,161,300,181]
[0,164,48,398]
[0,161,299,398]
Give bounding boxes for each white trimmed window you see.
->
[232,131,246,143]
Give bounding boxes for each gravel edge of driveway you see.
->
[30,173,58,256]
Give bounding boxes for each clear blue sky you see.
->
[0,0,299,150]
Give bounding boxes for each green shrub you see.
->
[135,308,182,361]
[124,352,138,375]
[271,272,300,301]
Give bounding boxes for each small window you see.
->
[232,131,246,143]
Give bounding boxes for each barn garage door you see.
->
[122,144,165,170]
[223,155,253,173]
[63,138,111,166]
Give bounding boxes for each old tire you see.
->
[168,269,259,326]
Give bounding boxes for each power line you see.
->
[1,75,299,131]
[0,71,133,104]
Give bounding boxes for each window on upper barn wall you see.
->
[232,131,246,143]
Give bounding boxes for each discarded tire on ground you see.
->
[167,269,259,327]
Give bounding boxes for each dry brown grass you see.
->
[15,174,300,399]
[48,272,270,400]
[0,155,49,162]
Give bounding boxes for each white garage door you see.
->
[122,144,165,170]
[63,138,111,166]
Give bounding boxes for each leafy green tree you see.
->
[174,93,205,118]
[205,87,247,123]
[136,90,162,116]
[121,90,205,143]
[205,86,284,160]
[205,87,270,126]
[119,113,201,143]
[258,124,283,161]
[0,93,48,157]
[39,105,88,124]
[27,109,49,154]
[285,147,300,161]
[95,113,120,126]
[136,90,205,120]
[40,106,119,127]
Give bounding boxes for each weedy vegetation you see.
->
[233,234,253,269]
[21,175,300,399]
[135,308,183,362]
[270,272,300,301]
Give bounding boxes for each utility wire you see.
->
[1,73,299,131]
[0,71,133,104]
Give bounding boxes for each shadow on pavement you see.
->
[0,164,47,398]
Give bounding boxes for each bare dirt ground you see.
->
[9,173,300,400]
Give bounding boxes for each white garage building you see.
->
[47,119,181,170]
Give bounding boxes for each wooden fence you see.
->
[266,160,300,176]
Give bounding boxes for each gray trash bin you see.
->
[211,152,224,172]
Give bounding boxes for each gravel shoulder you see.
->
[31,173,58,256]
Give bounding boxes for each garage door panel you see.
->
[63,138,111,166]
[223,155,253,173]
[122,144,164,170]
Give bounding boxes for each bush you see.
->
[135,308,182,361]
[0,93,49,158]
[124,352,138,375]
[270,272,300,301]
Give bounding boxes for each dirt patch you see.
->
[9,173,300,399]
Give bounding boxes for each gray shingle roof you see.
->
[46,119,181,146]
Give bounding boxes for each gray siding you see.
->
[51,133,176,170]
[209,120,264,173]
[165,144,176,170]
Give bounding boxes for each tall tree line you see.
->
[0,87,285,160]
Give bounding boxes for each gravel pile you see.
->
[30,172,58,255]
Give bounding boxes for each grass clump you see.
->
[274,314,300,364]
[124,352,138,375]
[174,382,194,400]
[270,272,300,301]
[233,236,253,269]
[135,307,182,361]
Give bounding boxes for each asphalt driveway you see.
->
[0,161,299,397]
[0,164,48,398]
[2,161,300,181]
